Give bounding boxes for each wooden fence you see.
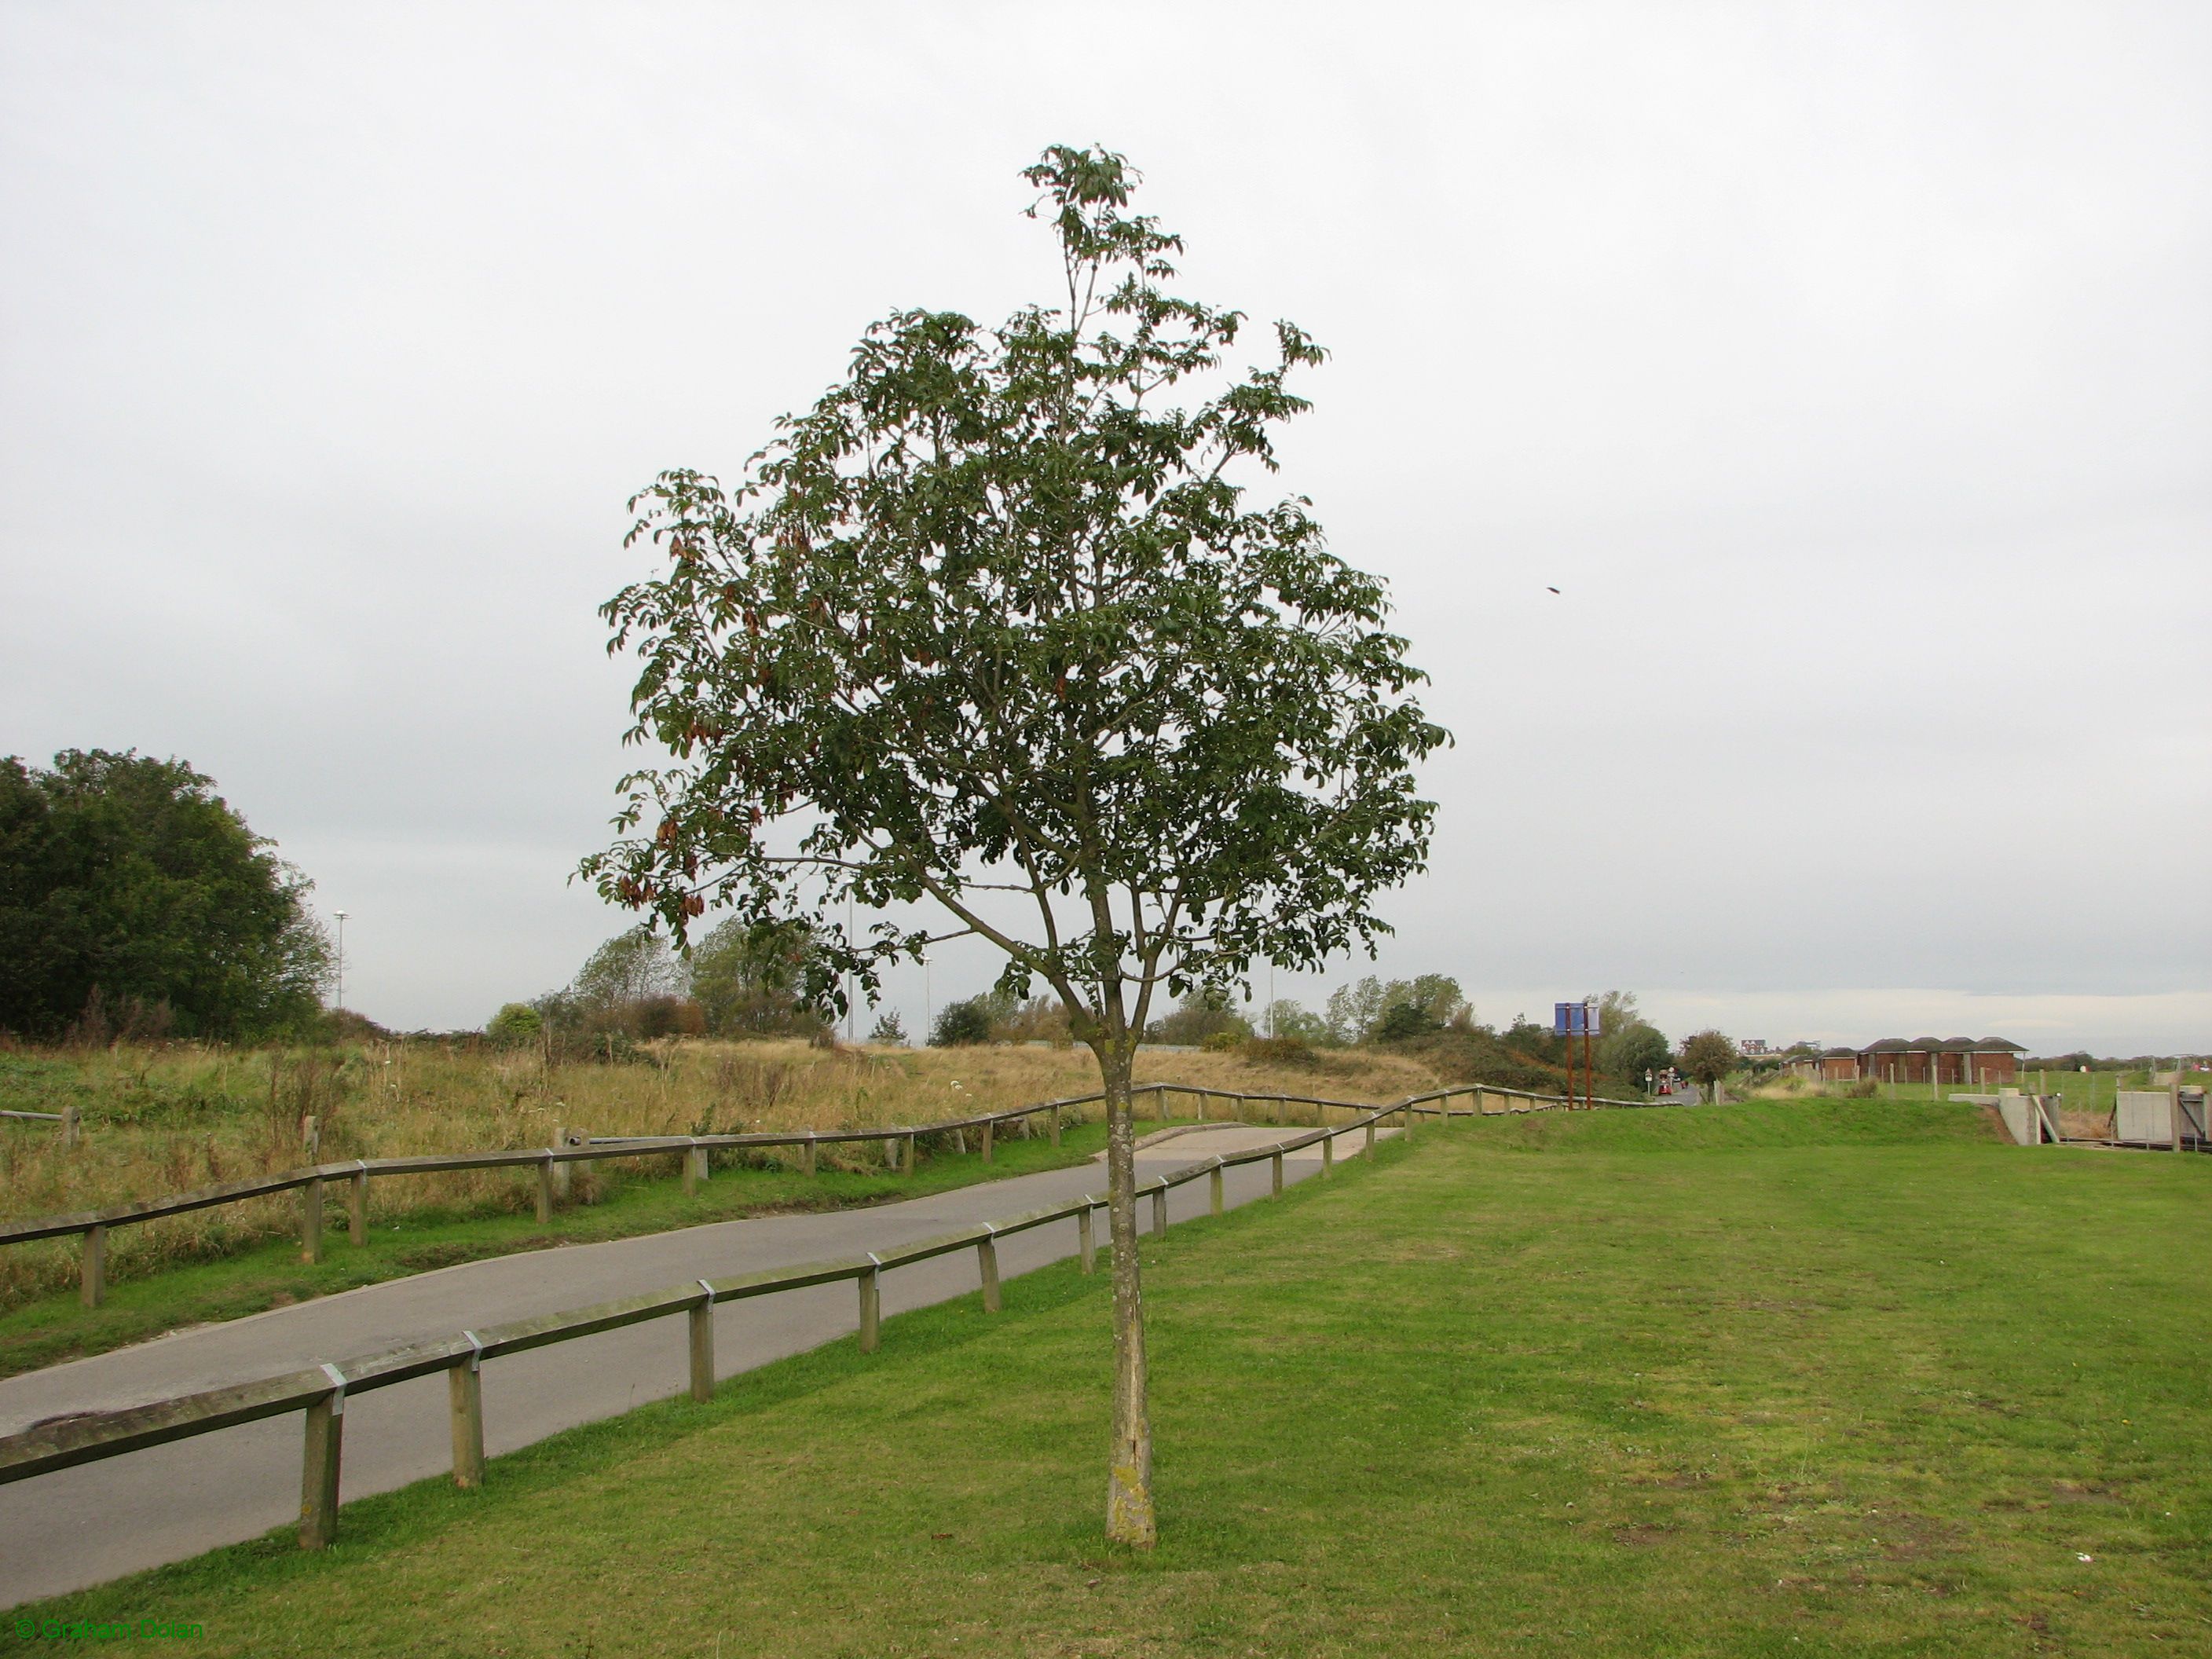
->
[0,1078,1655,1310]
[0,1079,1663,1551]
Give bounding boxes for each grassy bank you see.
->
[0,1038,1438,1309]
[17,1101,2209,1655]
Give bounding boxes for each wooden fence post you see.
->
[551,1129,573,1201]
[906,1133,918,1176]
[60,1104,79,1151]
[689,1282,716,1401]
[1364,1119,1376,1157]
[858,1260,881,1352]
[298,1366,345,1550]
[1079,1205,1096,1274]
[348,1164,368,1246]
[536,1152,555,1225]
[301,1178,324,1265]
[1049,1106,1060,1148]
[1151,1186,1168,1238]
[683,1141,705,1196]
[449,1335,485,1489]
[1271,1152,1284,1196]
[1210,1165,1225,1216]
[981,1120,994,1164]
[803,1133,817,1178]
[977,1232,1002,1313]
[1234,1093,1247,1123]
[1321,1133,1335,1177]
[80,1224,104,1308]
[1402,1103,1416,1138]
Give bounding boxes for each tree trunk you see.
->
[1097,1040,1155,1547]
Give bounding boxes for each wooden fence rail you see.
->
[1,1075,1659,1310]
[0,1078,1676,1551]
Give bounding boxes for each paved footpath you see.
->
[0,1122,1390,1606]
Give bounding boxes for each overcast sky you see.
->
[3,2,2206,1053]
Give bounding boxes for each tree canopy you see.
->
[585,144,1445,1547]
[0,749,331,1040]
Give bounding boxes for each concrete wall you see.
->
[2115,1091,2175,1147]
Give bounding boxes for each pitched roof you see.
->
[1855,1036,2023,1054]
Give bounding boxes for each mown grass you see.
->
[14,1100,2209,1656]
[0,1038,1437,1310]
[0,1120,1110,1379]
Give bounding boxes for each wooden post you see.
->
[1197,1090,1207,1123]
[977,1234,1002,1313]
[80,1223,104,1308]
[858,1261,881,1353]
[1151,1186,1168,1238]
[981,1120,994,1164]
[906,1133,918,1175]
[298,1368,345,1550]
[348,1165,368,1245]
[803,1133,817,1177]
[689,1283,716,1401]
[1271,1152,1284,1196]
[683,1142,705,1196]
[1210,1165,1225,1216]
[1364,1119,1376,1156]
[301,1177,324,1265]
[1049,1107,1060,1148]
[1402,1102,1416,1138]
[1235,1093,1247,1123]
[536,1152,554,1225]
[1079,1205,1096,1274]
[60,1104,80,1150]
[551,1129,573,1201]
[1321,1133,1335,1177]
[449,1339,485,1489]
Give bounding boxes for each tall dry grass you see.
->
[0,1038,1439,1308]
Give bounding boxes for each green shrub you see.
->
[485,1003,543,1045]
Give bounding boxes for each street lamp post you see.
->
[331,911,349,1012]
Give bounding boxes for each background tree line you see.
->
[0,749,331,1042]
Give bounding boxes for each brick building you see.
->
[1784,1037,2024,1086]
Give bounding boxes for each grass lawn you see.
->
[13,1101,2209,1657]
[0,1122,1108,1379]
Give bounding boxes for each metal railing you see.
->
[0,1079,1660,1551]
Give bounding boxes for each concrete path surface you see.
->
[0,1121,1390,1606]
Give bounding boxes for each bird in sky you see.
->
[1546,586,1561,594]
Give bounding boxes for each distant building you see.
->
[1740,1038,1771,1057]
[1784,1038,2025,1087]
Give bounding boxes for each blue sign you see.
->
[1553,1002,1602,1037]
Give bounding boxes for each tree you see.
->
[1262,998,1332,1044]
[1590,990,1668,1089]
[1374,1000,1441,1041]
[1324,977,1386,1045]
[0,749,331,1040]
[868,1009,909,1045]
[690,916,827,1035]
[929,996,995,1047]
[486,1002,544,1044]
[1324,972,1467,1043]
[1145,987,1253,1046]
[1679,1029,1737,1097]
[586,145,1443,1546]
[571,927,687,1010]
